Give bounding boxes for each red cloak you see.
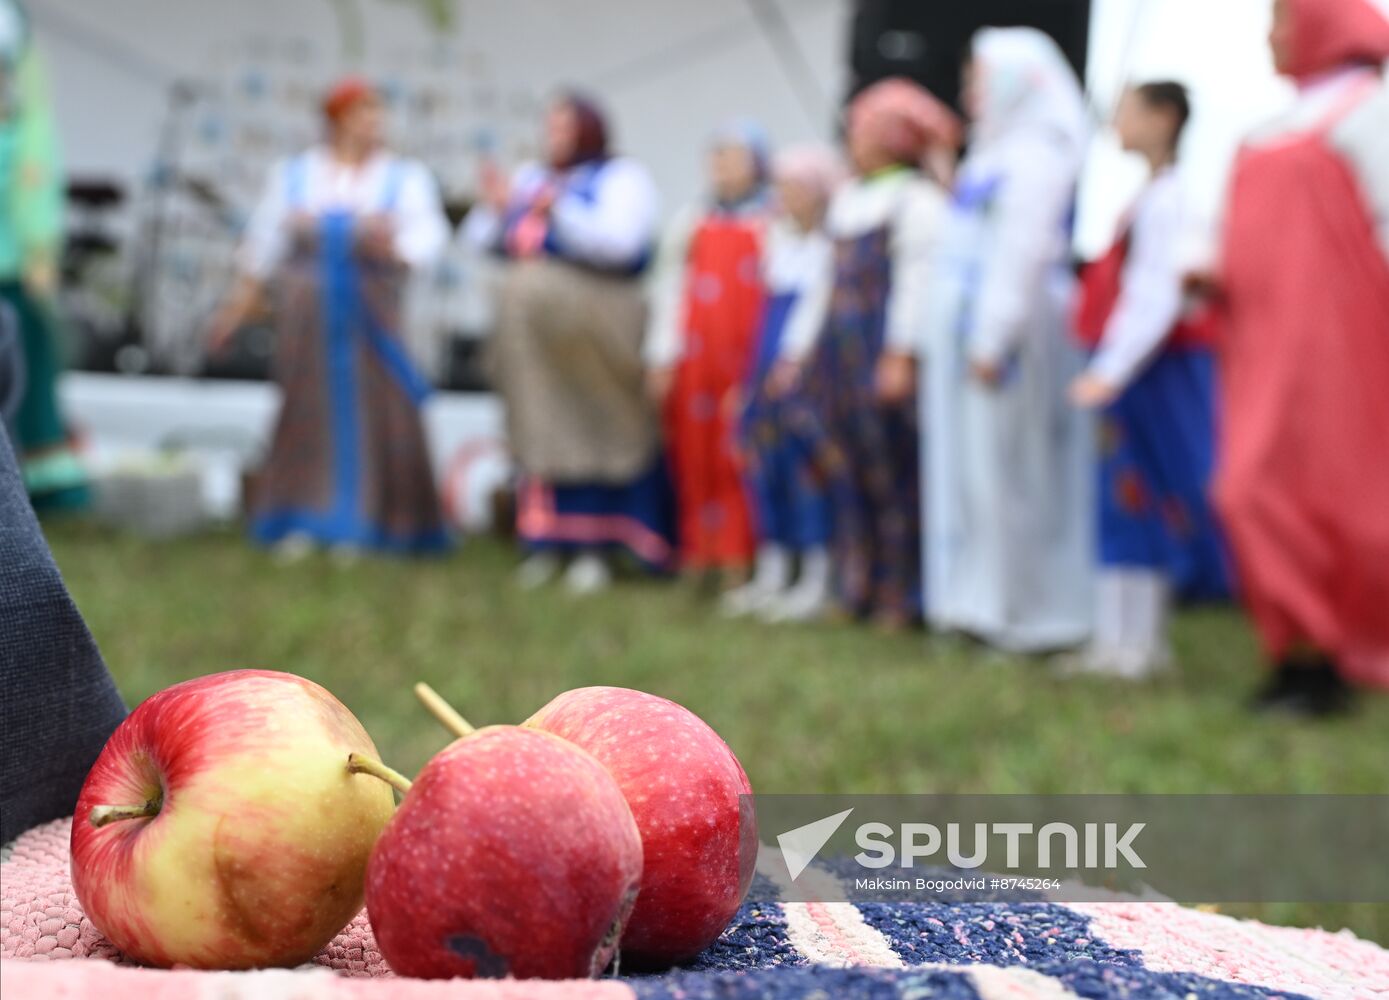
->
[1216,74,1389,687]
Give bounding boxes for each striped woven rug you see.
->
[4,819,1384,999]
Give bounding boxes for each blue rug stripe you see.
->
[855,901,1140,968]
[627,962,1316,1000]
[1020,959,1315,1000]
[631,966,982,1000]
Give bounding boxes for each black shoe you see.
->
[1250,661,1303,711]
[1295,667,1354,718]
[1251,658,1354,718]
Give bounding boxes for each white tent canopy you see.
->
[32,0,1386,255]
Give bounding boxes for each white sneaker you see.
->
[720,580,778,618]
[761,581,830,623]
[564,553,612,595]
[1053,644,1116,678]
[1111,644,1175,681]
[1054,643,1171,681]
[516,552,562,590]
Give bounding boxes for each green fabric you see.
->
[0,281,86,510]
[0,48,63,281]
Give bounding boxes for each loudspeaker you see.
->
[849,0,1093,110]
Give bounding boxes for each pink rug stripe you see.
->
[0,961,636,999]
[1075,901,1389,1000]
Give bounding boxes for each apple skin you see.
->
[365,725,642,980]
[524,687,756,968]
[70,670,395,969]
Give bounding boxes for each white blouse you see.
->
[1086,168,1189,390]
[239,147,449,279]
[826,169,948,356]
[462,157,659,272]
[762,218,834,362]
[1327,73,1389,264]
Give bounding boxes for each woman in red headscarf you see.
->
[211,77,450,557]
[1215,0,1389,713]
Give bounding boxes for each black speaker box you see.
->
[849,0,1093,110]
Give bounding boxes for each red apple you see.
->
[524,687,756,968]
[70,670,395,969]
[364,725,643,980]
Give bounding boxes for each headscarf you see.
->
[321,76,377,125]
[847,77,962,166]
[772,143,846,203]
[969,28,1090,159]
[1281,0,1389,82]
[710,117,771,183]
[553,90,610,169]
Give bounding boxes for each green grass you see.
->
[44,520,1389,943]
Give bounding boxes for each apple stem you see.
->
[89,800,160,829]
[347,752,413,794]
[413,682,476,739]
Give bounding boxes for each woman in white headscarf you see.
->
[921,28,1094,653]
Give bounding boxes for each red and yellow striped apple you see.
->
[70,670,395,969]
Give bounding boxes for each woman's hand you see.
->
[645,366,675,409]
[969,358,1005,389]
[874,352,917,405]
[480,161,511,212]
[288,211,317,241]
[1068,372,1119,409]
[530,184,557,217]
[22,256,58,300]
[207,277,263,356]
[1182,268,1222,300]
[765,358,803,398]
[358,215,399,263]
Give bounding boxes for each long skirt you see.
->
[490,257,672,569]
[250,215,447,554]
[1216,121,1389,687]
[739,292,830,551]
[516,459,675,572]
[0,281,88,510]
[491,258,655,482]
[925,234,1093,653]
[1098,347,1231,602]
[802,227,921,618]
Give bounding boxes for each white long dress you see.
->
[921,28,1094,653]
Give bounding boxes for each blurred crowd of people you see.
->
[5,0,1388,718]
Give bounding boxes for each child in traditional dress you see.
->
[648,121,772,587]
[1213,0,1389,714]
[802,79,958,629]
[1065,82,1231,679]
[722,145,842,622]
